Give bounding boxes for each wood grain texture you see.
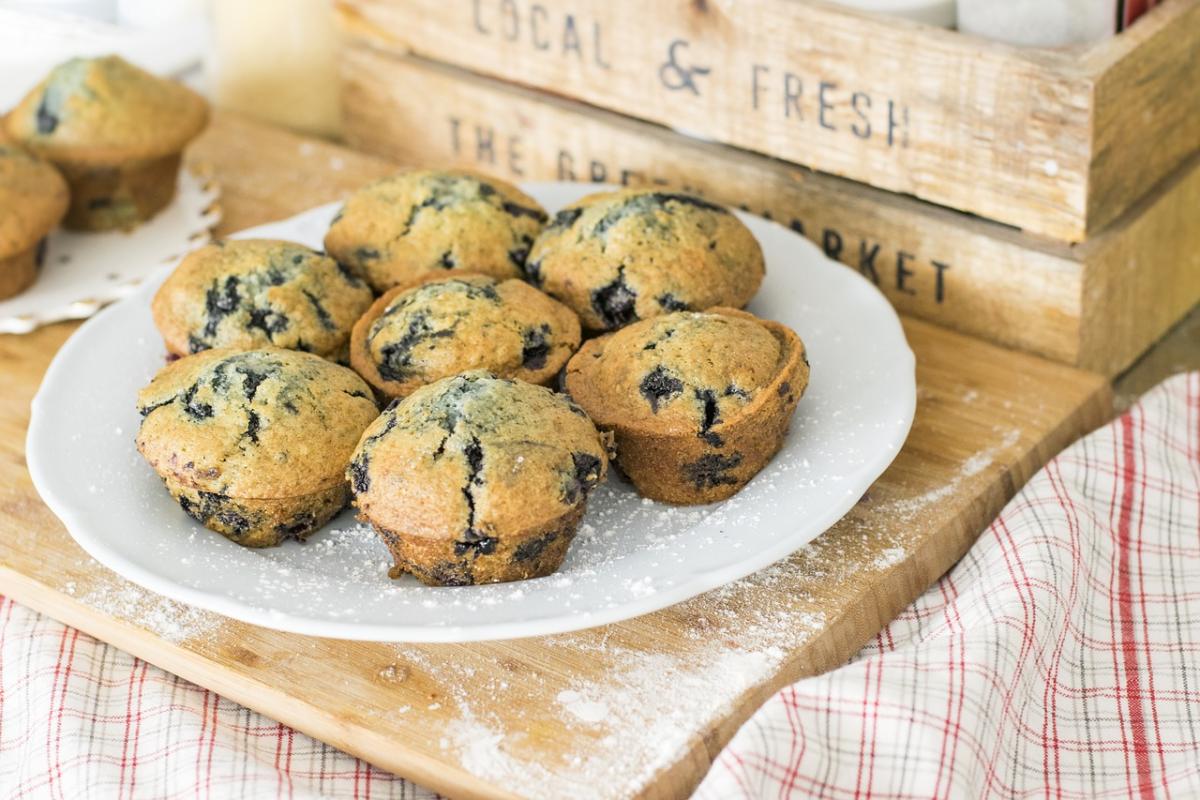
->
[1085,0,1200,233]
[339,48,1200,376]
[335,0,1200,242]
[0,114,1113,799]
[1077,155,1200,376]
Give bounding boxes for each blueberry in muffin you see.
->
[151,239,375,362]
[564,308,808,504]
[324,169,547,293]
[5,55,208,231]
[0,145,68,299]
[350,273,580,400]
[136,348,379,546]
[526,188,765,333]
[347,370,611,585]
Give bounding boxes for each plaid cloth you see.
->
[697,372,1200,799]
[1,372,1197,798]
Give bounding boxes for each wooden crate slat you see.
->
[1087,0,1200,234]
[336,0,1200,242]
[338,47,1200,376]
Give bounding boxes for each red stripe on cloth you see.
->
[1106,415,1137,794]
[45,627,70,800]
[945,574,968,799]
[193,687,209,796]
[206,688,219,796]
[984,516,1037,796]
[870,638,887,797]
[1044,459,1082,799]
[124,660,150,800]
[930,578,956,799]
[1135,406,1172,796]
[117,654,136,796]
[1117,412,1156,800]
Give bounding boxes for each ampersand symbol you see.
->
[658,39,711,95]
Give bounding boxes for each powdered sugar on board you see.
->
[64,558,221,645]
[385,563,830,799]
[885,426,1022,522]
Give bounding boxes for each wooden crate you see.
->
[338,48,1200,377]
[336,0,1200,243]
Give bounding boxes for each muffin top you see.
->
[324,169,547,292]
[350,273,580,399]
[0,145,69,258]
[151,239,375,360]
[136,348,379,499]
[5,55,209,163]
[527,189,765,332]
[565,309,802,442]
[348,371,609,543]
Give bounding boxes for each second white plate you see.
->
[27,182,916,642]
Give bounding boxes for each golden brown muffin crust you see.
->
[349,273,581,399]
[324,169,547,292]
[572,311,783,437]
[152,239,375,359]
[348,371,610,585]
[0,145,68,259]
[527,189,765,332]
[565,308,808,504]
[5,55,209,164]
[136,348,379,500]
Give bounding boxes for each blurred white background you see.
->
[0,0,341,137]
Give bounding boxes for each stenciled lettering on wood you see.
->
[471,0,612,68]
[447,116,946,303]
[466,0,911,150]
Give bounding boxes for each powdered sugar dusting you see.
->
[71,569,220,644]
[384,562,829,799]
[556,690,610,724]
[888,427,1022,520]
[872,546,907,570]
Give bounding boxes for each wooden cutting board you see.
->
[0,114,1112,800]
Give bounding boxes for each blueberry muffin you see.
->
[152,239,375,361]
[526,189,765,333]
[0,145,68,299]
[5,55,208,231]
[564,308,808,504]
[350,273,580,400]
[323,170,547,292]
[348,371,611,585]
[136,348,379,547]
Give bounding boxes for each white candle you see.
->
[957,0,1118,46]
[207,0,342,138]
[824,0,956,27]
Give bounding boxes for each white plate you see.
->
[0,168,220,334]
[27,183,916,642]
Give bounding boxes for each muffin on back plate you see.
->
[348,371,611,586]
[565,308,808,505]
[324,169,547,292]
[5,55,208,231]
[526,188,765,333]
[136,348,379,547]
[350,273,580,400]
[152,239,374,361]
[0,145,68,299]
